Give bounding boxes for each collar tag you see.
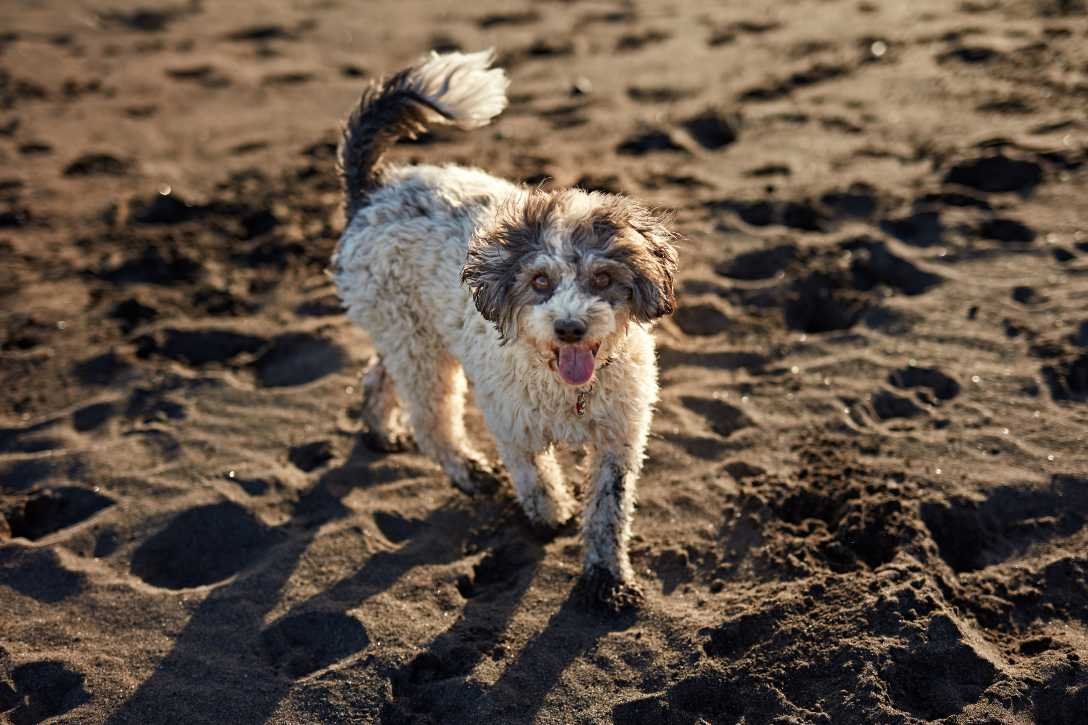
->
[575,388,590,417]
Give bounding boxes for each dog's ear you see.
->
[614,205,679,323]
[629,221,679,322]
[461,233,515,336]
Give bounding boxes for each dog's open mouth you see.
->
[553,342,600,386]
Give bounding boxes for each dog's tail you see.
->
[337,49,508,219]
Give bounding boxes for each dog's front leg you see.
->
[494,440,577,535]
[579,446,643,612]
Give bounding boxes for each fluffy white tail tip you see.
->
[412,49,509,129]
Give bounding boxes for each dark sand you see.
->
[2,1,1088,723]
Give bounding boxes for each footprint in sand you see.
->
[254,333,345,388]
[0,659,90,725]
[672,302,733,337]
[615,29,670,52]
[709,198,830,232]
[3,486,114,541]
[454,541,538,600]
[260,612,369,679]
[881,617,997,721]
[109,298,159,334]
[165,65,231,89]
[63,152,130,177]
[706,19,782,47]
[97,244,203,286]
[977,217,1036,243]
[616,128,688,156]
[715,244,797,281]
[224,24,300,43]
[880,210,946,247]
[373,511,425,544]
[888,366,960,404]
[135,328,266,366]
[942,153,1043,195]
[921,476,1088,573]
[130,502,284,589]
[1041,352,1088,402]
[680,109,739,151]
[679,395,753,438]
[0,548,84,602]
[72,401,116,432]
[97,3,199,33]
[288,440,334,472]
[627,86,697,104]
[476,11,540,28]
[261,72,314,87]
[868,389,925,421]
[738,62,850,102]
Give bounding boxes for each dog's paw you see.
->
[453,458,504,497]
[525,512,577,542]
[575,566,643,615]
[521,493,577,540]
[360,428,415,453]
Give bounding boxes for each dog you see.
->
[331,49,678,610]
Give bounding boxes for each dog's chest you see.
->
[523,385,594,447]
[477,376,594,449]
[541,401,594,446]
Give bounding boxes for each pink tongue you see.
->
[558,346,595,385]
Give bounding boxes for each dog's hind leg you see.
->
[359,356,414,452]
[382,345,502,496]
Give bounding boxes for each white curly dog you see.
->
[332,49,678,610]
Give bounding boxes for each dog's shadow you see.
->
[105,436,621,723]
[384,586,636,722]
[105,436,468,723]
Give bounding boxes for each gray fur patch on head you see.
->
[461,192,555,339]
[585,195,679,322]
[461,189,679,338]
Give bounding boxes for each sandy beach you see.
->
[2,0,1087,722]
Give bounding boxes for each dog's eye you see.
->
[592,271,611,289]
[531,273,553,292]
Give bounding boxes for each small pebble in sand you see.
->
[571,77,592,96]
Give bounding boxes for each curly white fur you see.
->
[332,51,677,604]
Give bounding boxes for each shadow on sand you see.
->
[106,436,629,724]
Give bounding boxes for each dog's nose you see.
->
[554,318,586,343]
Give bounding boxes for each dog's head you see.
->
[462,189,678,386]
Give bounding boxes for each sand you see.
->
[2,0,1087,722]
